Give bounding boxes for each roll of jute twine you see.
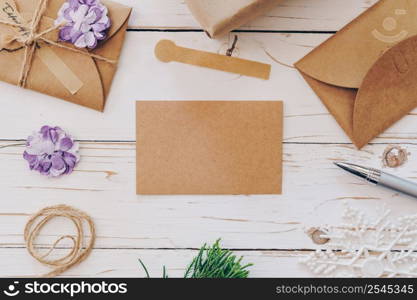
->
[24,204,95,277]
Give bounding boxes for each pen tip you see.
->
[333,162,379,183]
[334,162,351,171]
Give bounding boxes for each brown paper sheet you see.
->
[185,0,282,38]
[0,0,132,111]
[136,101,283,195]
[155,40,271,80]
[295,0,417,149]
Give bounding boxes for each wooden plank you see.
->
[123,0,377,32]
[1,0,415,278]
[1,142,416,250]
[1,31,416,144]
[0,248,310,277]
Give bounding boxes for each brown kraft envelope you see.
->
[0,0,132,111]
[295,0,417,149]
[136,101,283,195]
[185,0,282,38]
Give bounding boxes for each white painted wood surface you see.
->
[1,0,416,277]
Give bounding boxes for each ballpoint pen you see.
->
[334,162,417,199]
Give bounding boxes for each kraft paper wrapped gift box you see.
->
[186,0,282,38]
[0,0,131,111]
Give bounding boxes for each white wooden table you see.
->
[2,0,417,278]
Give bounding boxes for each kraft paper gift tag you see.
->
[295,0,417,149]
[0,0,131,111]
[136,101,283,195]
[186,0,283,38]
[155,39,271,80]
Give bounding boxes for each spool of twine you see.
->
[24,204,95,278]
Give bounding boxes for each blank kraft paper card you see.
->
[136,101,283,195]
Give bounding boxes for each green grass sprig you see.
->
[138,258,169,278]
[138,239,252,278]
[184,239,252,278]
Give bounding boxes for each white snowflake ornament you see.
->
[301,202,417,277]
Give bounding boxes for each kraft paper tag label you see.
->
[37,46,84,95]
[155,39,271,80]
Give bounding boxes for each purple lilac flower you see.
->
[55,0,111,49]
[23,126,80,177]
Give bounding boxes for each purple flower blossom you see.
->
[55,0,111,49]
[23,126,80,177]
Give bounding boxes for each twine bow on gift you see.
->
[0,0,116,94]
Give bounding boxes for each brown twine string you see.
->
[0,0,117,88]
[226,35,238,56]
[24,204,96,278]
[18,0,47,87]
